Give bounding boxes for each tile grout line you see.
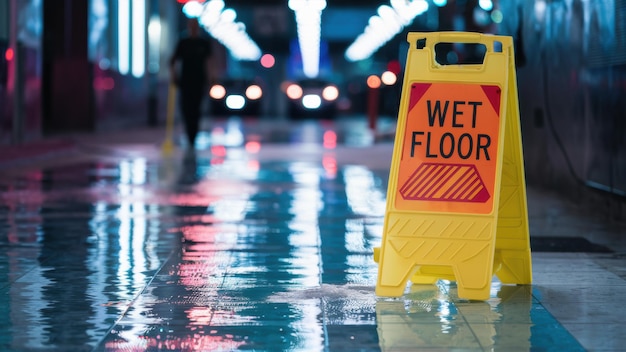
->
[91,248,178,352]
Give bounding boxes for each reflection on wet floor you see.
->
[0,117,612,351]
[377,283,583,351]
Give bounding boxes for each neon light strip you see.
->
[131,0,145,78]
[118,0,130,75]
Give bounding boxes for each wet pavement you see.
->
[1,116,625,351]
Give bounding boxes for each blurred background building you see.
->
[0,0,624,218]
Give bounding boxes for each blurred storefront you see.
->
[0,0,180,145]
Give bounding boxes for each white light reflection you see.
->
[209,120,245,147]
[117,160,132,295]
[146,204,161,270]
[131,201,146,277]
[131,157,146,184]
[116,158,148,299]
[345,219,367,254]
[211,198,248,222]
[342,165,387,217]
[289,303,324,350]
[115,157,152,346]
[342,165,387,282]
[85,201,111,343]
[287,162,322,288]
[438,298,451,324]
[17,268,51,349]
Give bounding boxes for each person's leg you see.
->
[180,91,203,148]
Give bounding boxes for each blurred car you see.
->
[283,78,340,119]
[208,78,264,117]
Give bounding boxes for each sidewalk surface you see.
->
[1,116,625,351]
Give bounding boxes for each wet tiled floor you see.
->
[1,117,625,351]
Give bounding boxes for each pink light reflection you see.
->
[323,130,337,149]
[247,160,259,171]
[104,333,246,351]
[245,141,261,153]
[323,154,337,179]
[211,145,227,157]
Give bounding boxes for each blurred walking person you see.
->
[169,18,214,150]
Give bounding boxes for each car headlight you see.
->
[246,85,262,100]
[286,83,303,100]
[302,94,322,109]
[225,95,245,110]
[209,84,226,99]
[381,71,397,85]
[322,85,339,101]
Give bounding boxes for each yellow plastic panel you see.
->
[492,53,532,285]
[375,32,532,300]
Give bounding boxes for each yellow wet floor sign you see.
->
[375,32,532,300]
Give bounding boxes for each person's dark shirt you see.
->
[171,37,212,91]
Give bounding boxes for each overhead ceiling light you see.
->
[184,0,262,61]
[182,1,204,18]
[289,0,326,78]
[345,0,428,62]
[478,0,493,11]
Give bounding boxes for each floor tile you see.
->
[0,118,622,351]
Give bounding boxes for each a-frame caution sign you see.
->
[374,32,532,300]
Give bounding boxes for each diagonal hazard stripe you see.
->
[400,163,490,203]
[443,167,475,200]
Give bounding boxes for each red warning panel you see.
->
[395,82,502,214]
